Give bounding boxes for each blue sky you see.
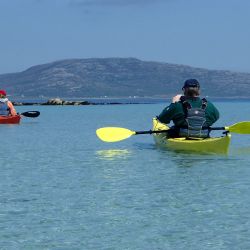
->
[0,0,250,74]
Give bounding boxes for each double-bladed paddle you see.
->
[96,121,250,142]
[19,111,40,118]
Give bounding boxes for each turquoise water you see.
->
[1,102,250,249]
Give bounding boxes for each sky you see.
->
[0,0,250,74]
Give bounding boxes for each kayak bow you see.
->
[0,115,21,124]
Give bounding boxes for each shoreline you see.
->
[12,98,155,106]
[12,97,250,106]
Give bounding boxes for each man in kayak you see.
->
[0,90,17,116]
[157,79,219,138]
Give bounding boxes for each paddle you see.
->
[20,111,40,118]
[96,121,250,142]
[211,121,250,134]
[96,127,172,142]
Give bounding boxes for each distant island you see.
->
[0,57,250,99]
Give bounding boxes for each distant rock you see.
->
[13,98,90,106]
[42,98,90,105]
[45,98,63,105]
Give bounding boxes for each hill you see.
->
[0,58,249,99]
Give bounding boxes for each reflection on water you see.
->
[169,151,230,168]
[171,157,212,168]
[96,149,131,161]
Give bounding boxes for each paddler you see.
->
[157,79,219,138]
[0,90,17,116]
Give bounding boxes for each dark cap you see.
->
[183,79,200,88]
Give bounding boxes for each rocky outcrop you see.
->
[43,98,90,105]
[13,98,90,106]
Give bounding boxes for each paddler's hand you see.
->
[172,94,182,103]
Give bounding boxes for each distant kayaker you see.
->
[0,90,17,116]
[157,79,219,138]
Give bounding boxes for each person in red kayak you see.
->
[0,90,17,116]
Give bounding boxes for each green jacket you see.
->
[157,97,219,127]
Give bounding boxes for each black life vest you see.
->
[179,97,209,138]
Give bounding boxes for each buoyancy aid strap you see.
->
[180,96,191,118]
[180,97,207,113]
[201,98,207,110]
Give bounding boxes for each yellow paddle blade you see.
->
[226,121,250,134]
[96,127,136,142]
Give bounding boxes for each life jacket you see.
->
[0,100,10,116]
[179,97,209,138]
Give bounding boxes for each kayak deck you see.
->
[0,115,21,124]
[152,118,231,154]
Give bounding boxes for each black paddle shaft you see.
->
[209,127,226,131]
[135,127,227,135]
[135,130,170,135]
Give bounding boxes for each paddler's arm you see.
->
[205,102,220,126]
[7,101,17,116]
[157,103,176,124]
[210,103,220,123]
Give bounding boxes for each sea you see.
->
[1,99,250,249]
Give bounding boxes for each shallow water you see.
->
[0,102,250,249]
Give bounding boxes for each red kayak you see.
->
[0,115,21,124]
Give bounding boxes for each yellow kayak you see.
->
[152,118,231,154]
